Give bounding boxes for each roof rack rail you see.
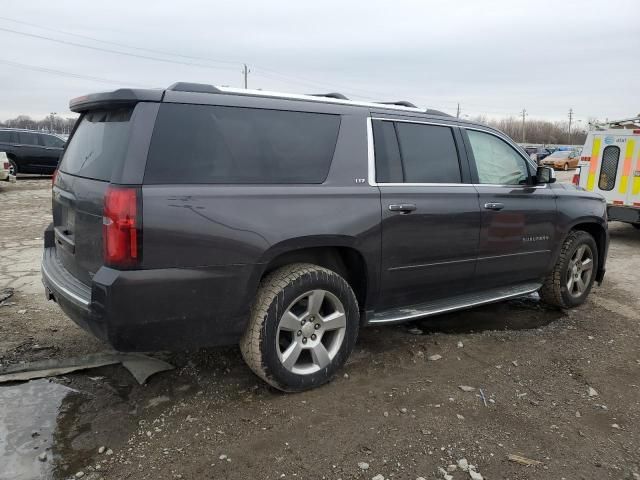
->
[309,92,349,100]
[167,82,222,94]
[376,101,418,108]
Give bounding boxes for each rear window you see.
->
[144,104,341,184]
[59,108,132,181]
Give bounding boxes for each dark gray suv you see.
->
[0,128,66,175]
[42,83,609,391]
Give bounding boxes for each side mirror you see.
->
[536,166,556,184]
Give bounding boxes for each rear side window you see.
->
[18,131,41,146]
[394,123,461,183]
[372,120,403,183]
[144,104,341,184]
[59,109,132,181]
[598,145,620,191]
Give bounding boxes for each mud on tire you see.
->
[240,263,359,392]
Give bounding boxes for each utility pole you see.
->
[49,112,57,133]
[568,108,573,145]
[242,64,250,89]
[456,103,460,119]
[520,109,527,143]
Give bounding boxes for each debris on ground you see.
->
[588,386,599,397]
[428,354,442,361]
[507,453,543,466]
[0,287,14,304]
[0,352,173,385]
[458,385,475,392]
[358,461,370,470]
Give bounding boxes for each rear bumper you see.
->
[607,204,640,224]
[42,242,257,351]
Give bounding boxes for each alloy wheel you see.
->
[276,289,347,375]
[566,244,593,297]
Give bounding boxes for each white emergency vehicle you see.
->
[576,116,640,228]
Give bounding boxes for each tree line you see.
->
[469,115,589,145]
[0,114,77,135]
[1,112,589,145]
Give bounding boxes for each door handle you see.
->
[484,202,504,211]
[388,203,416,213]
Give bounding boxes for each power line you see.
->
[0,58,152,87]
[0,26,239,72]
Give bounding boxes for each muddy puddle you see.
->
[0,379,82,480]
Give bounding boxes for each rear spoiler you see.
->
[69,88,164,113]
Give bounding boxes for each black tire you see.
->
[540,230,598,308]
[632,223,640,230]
[240,263,359,392]
[8,158,18,176]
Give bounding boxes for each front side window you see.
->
[394,123,461,183]
[145,104,341,184]
[41,134,65,148]
[467,130,529,185]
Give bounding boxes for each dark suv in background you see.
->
[42,83,608,391]
[0,128,66,175]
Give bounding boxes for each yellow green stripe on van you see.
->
[587,137,601,191]
[619,140,635,194]
[633,145,640,195]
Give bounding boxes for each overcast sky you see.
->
[1,0,638,124]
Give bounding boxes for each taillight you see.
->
[52,169,58,187]
[103,186,140,268]
[3,162,8,170]
[572,174,580,185]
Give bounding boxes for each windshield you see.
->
[549,151,570,158]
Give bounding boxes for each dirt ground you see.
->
[1,175,639,480]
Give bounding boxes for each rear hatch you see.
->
[52,108,133,285]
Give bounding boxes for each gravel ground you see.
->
[0,174,639,480]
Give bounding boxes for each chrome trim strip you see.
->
[366,117,376,186]
[368,284,541,324]
[371,117,457,128]
[389,257,475,272]
[388,250,550,272]
[41,259,90,308]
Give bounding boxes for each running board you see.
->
[368,282,542,325]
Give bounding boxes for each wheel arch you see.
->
[256,237,375,312]
[567,221,608,283]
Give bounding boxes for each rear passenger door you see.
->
[462,128,558,290]
[373,118,481,311]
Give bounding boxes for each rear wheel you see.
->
[8,158,18,176]
[240,263,359,392]
[540,230,598,308]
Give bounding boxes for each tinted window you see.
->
[145,104,341,184]
[394,123,461,183]
[59,108,132,181]
[598,146,620,191]
[372,120,403,183]
[41,134,65,148]
[467,130,529,185]
[0,131,17,143]
[18,132,40,146]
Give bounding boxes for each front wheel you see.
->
[540,230,598,308]
[240,263,359,392]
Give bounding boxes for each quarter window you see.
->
[145,104,341,184]
[467,130,529,185]
[598,146,620,191]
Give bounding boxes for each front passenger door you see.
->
[463,128,558,291]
